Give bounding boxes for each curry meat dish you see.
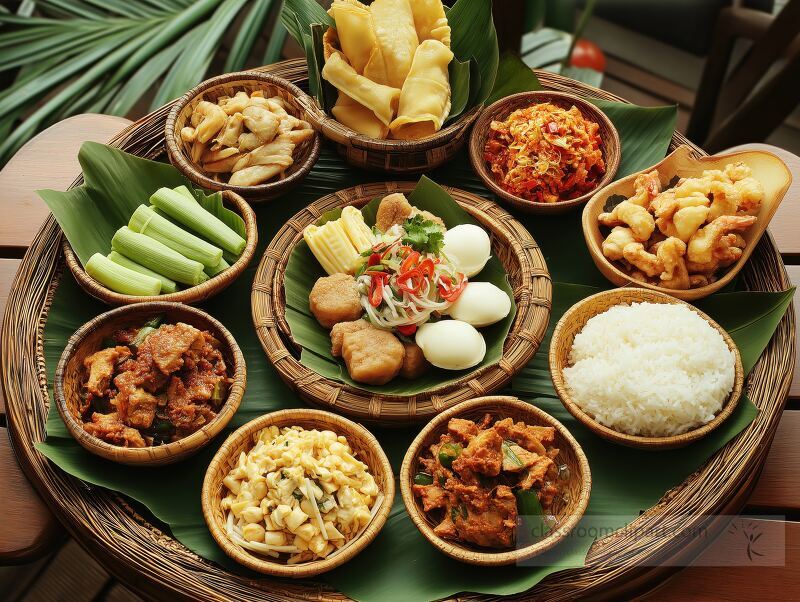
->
[79,318,230,448]
[412,414,562,548]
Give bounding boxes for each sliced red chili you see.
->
[417,258,435,279]
[397,268,424,295]
[368,252,381,266]
[396,324,417,337]
[368,272,388,307]
[438,273,467,302]
[400,251,420,273]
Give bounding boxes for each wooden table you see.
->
[0,118,797,600]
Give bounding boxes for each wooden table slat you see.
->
[746,410,800,511]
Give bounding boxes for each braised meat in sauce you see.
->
[79,316,231,447]
[412,414,565,549]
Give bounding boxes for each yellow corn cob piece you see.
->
[303,221,360,275]
[340,206,373,253]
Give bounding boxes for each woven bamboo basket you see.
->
[582,144,792,301]
[400,396,591,566]
[1,62,795,601]
[202,408,394,578]
[165,71,321,202]
[63,189,258,305]
[251,181,552,425]
[469,91,620,215]
[549,288,744,450]
[54,302,246,466]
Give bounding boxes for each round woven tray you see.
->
[1,61,795,601]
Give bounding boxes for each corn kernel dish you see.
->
[220,425,383,564]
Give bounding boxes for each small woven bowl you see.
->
[582,144,793,301]
[63,189,257,306]
[202,408,395,578]
[296,93,481,174]
[165,71,321,202]
[54,302,246,466]
[549,288,744,450]
[400,396,591,566]
[469,91,620,215]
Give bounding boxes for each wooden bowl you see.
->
[251,181,552,425]
[582,144,792,301]
[400,396,591,566]
[54,302,246,466]
[469,91,620,215]
[297,93,481,174]
[63,189,258,306]
[165,71,321,202]
[201,408,395,578]
[549,288,744,450]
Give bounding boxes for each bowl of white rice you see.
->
[549,289,743,450]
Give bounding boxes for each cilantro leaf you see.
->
[401,215,445,254]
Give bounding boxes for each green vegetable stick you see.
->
[150,187,246,256]
[204,256,230,278]
[111,226,206,286]
[107,251,178,294]
[85,253,161,296]
[173,185,196,201]
[129,204,223,267]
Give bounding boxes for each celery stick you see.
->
[111,226,206,286]
[150,187,246,256]
[129,204,223,267]
[107,251,178,294]
[204,256,230,277]
[173,185,196,201]
[85,253,161,296]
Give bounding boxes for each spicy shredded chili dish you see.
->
[484,102,606,203]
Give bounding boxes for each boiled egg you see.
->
[447,282,511,327]
[415,320,486,370]
[443,224,491,277]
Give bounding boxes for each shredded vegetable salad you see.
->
[484,102,606,203]
[354,225,466,334]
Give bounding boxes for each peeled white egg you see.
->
[415,320,486,370]
[447,282,511,327]
[443,224,491,277]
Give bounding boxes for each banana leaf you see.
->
[34,73,794,601]
[36,142,245,267]
[284,175,516,395]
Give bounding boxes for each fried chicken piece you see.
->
[450,484,517,548]
[330,319,371,356]
[452,427,503,476]
[501,442,541,473]
[309,274,363,329]
[656,237,690,290]
[687,215,757,264]
[399,342,430,379]
[690,274,711,287]
[734,177,764,214]
[374,193,445,232]
[411,484,450,512]
[83,346,131,397]
[652,190,709,220]
[433,514,458,539]
[166,376,218,436]
[493,418,554,453]
[117,388,158,429]
[657,205,710,242]
[601,226,636,261]
[447,417,479,442]
[724,161,751,182]
[598,201,655,241]
[686,233,746,273]
[145,322,203,374]
[341,328,404,385]
[622,242,664,277]
[707,180,740,221]
[83,412,145,448]
[627,170,661,208]
[518,455,557,490]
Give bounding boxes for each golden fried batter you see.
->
[83,412,145,448]
[375,192,445,232]
[341,328,404,385]
[598,201,655,241]
[84,346,130,397]
[330,319,371,356]
[601,226,636,261]
[687,215,756,264]
[309,273,363,329]
[146,322,203,374]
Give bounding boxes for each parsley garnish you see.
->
[401,215,445,254]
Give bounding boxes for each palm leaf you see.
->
[0,0,289,165]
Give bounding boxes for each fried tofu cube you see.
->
[399,341,430,379]
[330,319,371,356]
[341,328,404,385]
[309,274,363,329]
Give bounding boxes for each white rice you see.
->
[562,302,735,437]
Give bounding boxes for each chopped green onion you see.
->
[107,251,178,294]
[129,205,223,268]
[111,227,206,286]
[150,187,246,256]
[85,253,161,296]
[204,256,230,278]
[413,472,433,486]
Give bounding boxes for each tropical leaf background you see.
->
[0,0,291,164]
